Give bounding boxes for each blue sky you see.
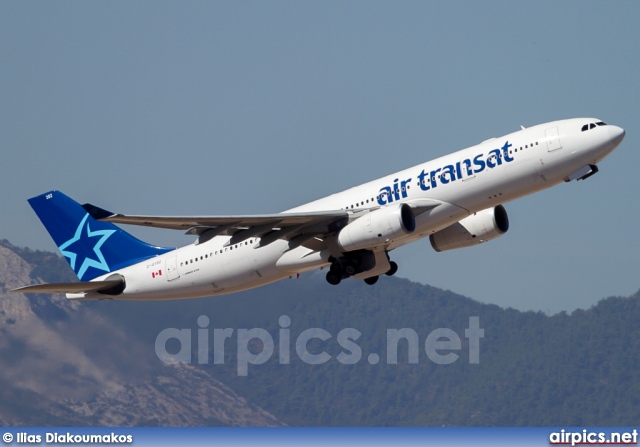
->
[1,1,638,313]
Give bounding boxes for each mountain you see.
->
[195,278,640,426]
[0,241,282,427]
[2,239,639,426]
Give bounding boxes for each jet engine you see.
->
[337,203,415,252]
[429,205,509,252]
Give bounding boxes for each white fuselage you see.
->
[85,118,623,300]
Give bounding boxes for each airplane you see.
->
[13,118,625,300]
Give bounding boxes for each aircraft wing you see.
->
[82,203,352,247]
[84,205,347,231]
[13,279,124,295]
[81,199,441,248]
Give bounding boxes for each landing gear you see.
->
[326,263,344,285]
[326,270,342,285]
[324,252,398,285]
[325,251,370,285]
[364,276,379,285]
[385,261,398,276]
[344,261,357,276]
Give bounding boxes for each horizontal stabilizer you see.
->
[12,279,124,295]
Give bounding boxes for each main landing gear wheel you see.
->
[343,259,358,276]
[385,261,398,276]
[326,270,342,285]
[364,276,379,285]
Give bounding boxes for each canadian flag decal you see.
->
[151,269,163,278]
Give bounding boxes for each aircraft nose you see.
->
[609,125,625,146]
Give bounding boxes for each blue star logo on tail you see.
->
[58,214,116,280]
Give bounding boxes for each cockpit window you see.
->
[582,121,608,132]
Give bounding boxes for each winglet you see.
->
[82,203,117,220]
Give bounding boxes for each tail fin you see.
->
[28,190,174,281]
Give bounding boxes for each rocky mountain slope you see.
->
[0,243,282,426]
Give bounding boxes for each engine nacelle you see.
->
[429,205,509,252]
[337,203,415,252]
